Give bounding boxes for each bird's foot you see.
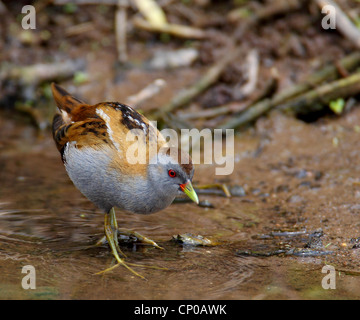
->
[95,256,147,279]
[95,211,166,279]
[92,235,127,257]
[93,230,164,250]
[95,233,167,280]
[117,228,164,250]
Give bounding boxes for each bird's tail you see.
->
[51,82,86,114]
[51,83,88,140]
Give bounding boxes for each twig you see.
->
[219,98,272,130]
[233,49,259,100]
[150,46,243,120]
[147,48,199,69]
[336,268,360,276]
[65,22,95,37]
[115,0,129,63]
[53,0,172,6]
[228,0,305,22]
[229,0,306,40]
[0,59,85,86]
[132,16,207,39]
[53,0,119,5]
[0,59,85,101]
[220,51,360,129]
[126,78,166,107]
[133,0,167,28]
[279,71,360,115]
[202,77,278,128]
[178,102,248,121]
[178,77,277,121]
[315,0,360,49]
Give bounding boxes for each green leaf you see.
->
[73,71,88,85]
[329,98,345,114]
[63,3,77,14]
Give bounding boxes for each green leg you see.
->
[109,207,127,257]
[93,208,126,257]
[94,208,163,250]
[95,210,145,279]
[95,208,168,278]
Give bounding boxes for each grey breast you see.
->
[63,142,176,214]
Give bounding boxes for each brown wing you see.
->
[51,83,109,160]
[51,84,167,174]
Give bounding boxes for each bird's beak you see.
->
[180,180,199,204]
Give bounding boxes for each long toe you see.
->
[117,228,164,250]
[95,259,146,280]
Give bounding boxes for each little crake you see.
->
[51,83,198,278]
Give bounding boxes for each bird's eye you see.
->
[168,169,176,178]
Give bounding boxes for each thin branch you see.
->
[230,0,306,41]
[126,78,166,107]
[0,59,86,86]
[133,0,167,28]
[279,71,360,115]
[132,16,207,39]
[179,77,277,121]
[178,103,247,121]
[233,49,259,100]
[65,22,95,37]
[53,0,119,5]
[115,0,129,63]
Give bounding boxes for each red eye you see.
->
[168,169,176,178]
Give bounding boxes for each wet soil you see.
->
[1,106,360,300]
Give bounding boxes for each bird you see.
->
[51,83,199,278]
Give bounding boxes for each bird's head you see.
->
[148,147,198,204]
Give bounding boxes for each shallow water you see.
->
[2,109,360,300]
